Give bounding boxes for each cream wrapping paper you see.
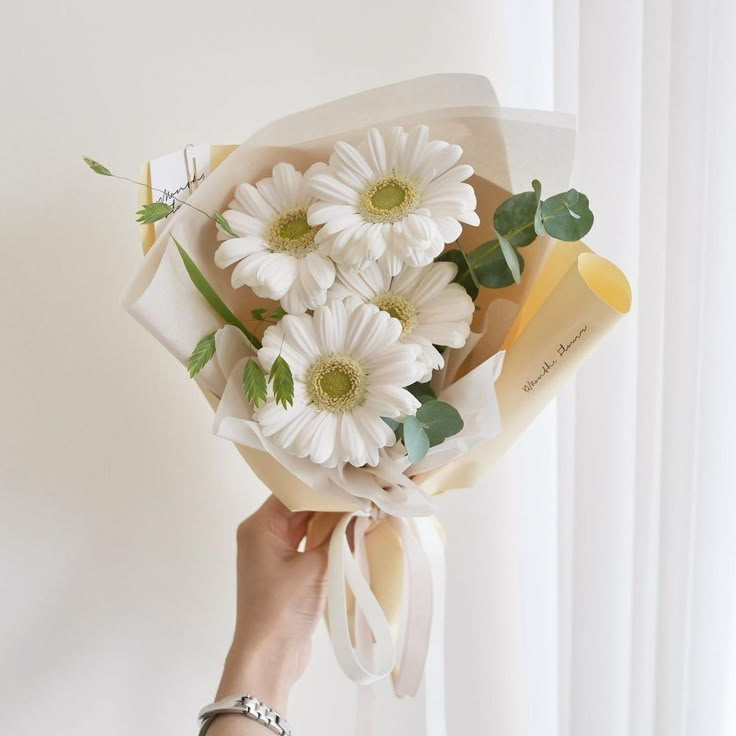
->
[120,76,630,720]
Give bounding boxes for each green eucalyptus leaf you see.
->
[382,417,401,432]
[539,190,594,240]
[403,416,430,462]
[467,239,526,289]
[493,190,538,248]
[383,416,403,442]
[214,211,237,237]
[407,381,437,404]
[243,358,267,407]
[136,202,173,224]
[269,355,294,409]
[564,189,580,208]
[416,400,464,447]
[187,332,216,378]
[532,180,545,236]
[436,249,480,300]
[83,156,112,176]
[173,237,262,350]
[497,232,522,284]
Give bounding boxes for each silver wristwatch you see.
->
[198,694,292,736]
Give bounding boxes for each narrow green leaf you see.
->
[268,306,287,322]
[136,201,173,224]
[251,308,267,321]
[269,355,294,409]
[404,416,430,462]
[173,237,262,350]
[83,156,112,176]
[497,232,522,284]
[214,211,237,237]
[467,239,526,289]
[493,190,538,248]
[416,400,464,447]
[435,249,479,300]
[243,358,268,407]
[187,332,216,378]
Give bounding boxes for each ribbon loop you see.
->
[327,511,395,684]
[326,510,448,736]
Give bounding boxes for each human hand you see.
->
[211,495,330,727]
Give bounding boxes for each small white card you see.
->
[148,144,213,236]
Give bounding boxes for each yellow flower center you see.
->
[373,293,418,335]
[307,354,366,412]
[267,208,319,257]
[360,176,418,223]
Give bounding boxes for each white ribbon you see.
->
[326,509,448,736]
[327,510,396,684]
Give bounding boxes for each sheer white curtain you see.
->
[500,0,736,735]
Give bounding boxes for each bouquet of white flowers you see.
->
[87,74,630,734]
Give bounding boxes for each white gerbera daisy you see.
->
[214,162,336,314]
[328,260,475,382]
[306,125,479,276]
[254,299,422,468]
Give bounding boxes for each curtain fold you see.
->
[535,0,736,734]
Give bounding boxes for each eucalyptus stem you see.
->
[453,238,481,290]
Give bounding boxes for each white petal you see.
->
[233,182,278,221]
[276,404,320,456]
[313,300,347,354]
[281,314,322,362]
[353,407,395,447]
[405,261,458,306]
[214,237,268,269]
[231,251,273,289]
[305,252,336,290]
[413,321,470,347]
[256,253,299,298]
[309,410,338,465]
[307,202,359,226]
[339,412,367,466]
[332,141,374,183]
[379,246,405,277]
[280,280,308,314]
[360,128,387,176]
[307,173,359,205]
[433,217,464,242]
[366,357,420,387]
[344,304,400,361]
[399,124,430,175]
[271,162,305,210]
[223,209,267,238]
[364,386,420,418]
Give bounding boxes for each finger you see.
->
[255,494,315,550]
[305,512,343,551]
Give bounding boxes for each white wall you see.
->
[0,2,557,734]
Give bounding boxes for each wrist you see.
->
[216,638,297,713]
